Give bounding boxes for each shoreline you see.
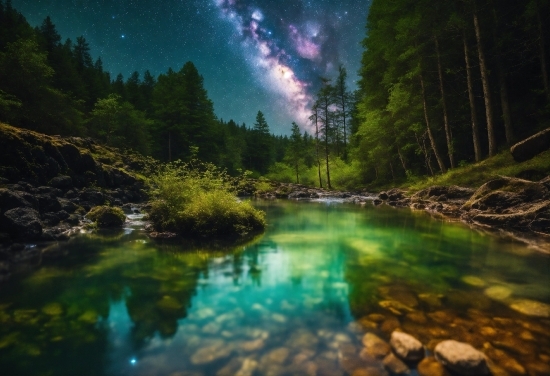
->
[252,176,550,253]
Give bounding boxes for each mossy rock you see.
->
[86,206,126,227]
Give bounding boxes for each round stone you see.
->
[390,331,425,362]
[434,340,489,375]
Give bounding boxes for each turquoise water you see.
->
[0,200,549,376]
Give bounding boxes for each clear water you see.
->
[0,200,549,376]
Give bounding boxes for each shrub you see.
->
[148,160,266,238]
[87,206,126,227]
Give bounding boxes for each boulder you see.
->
[463,177,548,210]
[48,175,73,189]
[390,331,425,362]
[57,198,78,213]
[79,189,105,205]
[434,340,489,375]
[412,186,474,202]
[0,188,38,212]
[2,207,43,239]
[36,193,62,213]
[289,190,310,199]
[510,128,550,162]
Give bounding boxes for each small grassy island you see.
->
[147,160,266,238]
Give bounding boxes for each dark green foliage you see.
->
[244,111,273,175]
[350,0,550,186]
[88,94,152,155]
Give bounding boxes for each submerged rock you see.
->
[190,340,232,365]
[434,340,489,375]
[484,286,513,301]
[509,299,550,317]
[417,357,449,376]
[390,331,424,362]
[383,352,410,375]
[461,275,486,287]
[362,333,391,359]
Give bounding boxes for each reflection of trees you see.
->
[125,257,207,347]
[0,228,265,375]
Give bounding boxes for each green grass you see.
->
[147,160,266,239]
[404,150,550,191]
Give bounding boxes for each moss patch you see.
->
[86,206,126,227]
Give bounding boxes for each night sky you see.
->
[11,0,371,135]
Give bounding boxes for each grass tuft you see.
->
[147,160,266,238]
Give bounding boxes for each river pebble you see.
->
[390,331,425,362]
[434,340,489,375]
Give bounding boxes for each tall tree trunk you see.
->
[463,31,483,162]
[473,1,497,156]
[314,114,323,188]
[416,132,435,176]
[536,1,550,102]
[324,132,331,189]
[492,8,514,144]
[419,69,447,173]
[434,36,455,168]
[397,144,407,173]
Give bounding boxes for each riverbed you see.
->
[0,200,549,375]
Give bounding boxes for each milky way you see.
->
[10,0,369,134]
[213,0,347,128]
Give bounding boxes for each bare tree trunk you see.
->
[434,36,455,168]
[416,132,435,176]
[536,1,550,102]
[389,161,395,181]
[463,31,483,162]
[492,8,514,144]
[473,1,497,156]
[325,133,331,189]
[420,70,447,173]
[314,114,323,188]
[397,145,407,173]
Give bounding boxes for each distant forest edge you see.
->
[1,0,549,188]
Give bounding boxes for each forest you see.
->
[1,0,549,188]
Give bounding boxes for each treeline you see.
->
[0,1,289,175]
[351,0,550,183]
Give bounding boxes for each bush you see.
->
[148,160,266,238]
[87,206,126,227]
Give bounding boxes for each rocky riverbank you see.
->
[253,175,550,252]
[0,123,149,281]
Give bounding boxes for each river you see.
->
[0,200,549,375]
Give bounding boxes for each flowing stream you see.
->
[0,200,549,376]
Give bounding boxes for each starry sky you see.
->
[11,0,371,135]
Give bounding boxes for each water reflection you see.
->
[0,200,548,375]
